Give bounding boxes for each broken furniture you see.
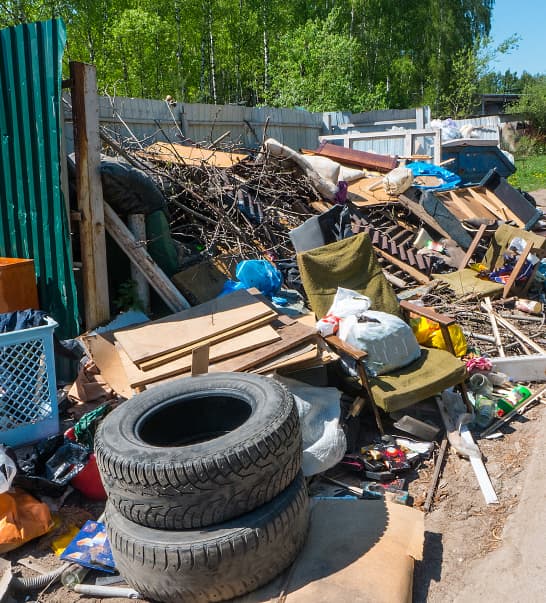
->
[297,233,468,433]
[434,223,546,299]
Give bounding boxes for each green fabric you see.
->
[370,347,467,412]
[434,268,504,298]
[146,210,180,277]
[484,223,546,270]
[297,232,402,319]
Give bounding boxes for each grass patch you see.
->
[509,154,546,191]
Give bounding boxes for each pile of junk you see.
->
[2,131,546,603]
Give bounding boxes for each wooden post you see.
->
[103,202,191,312]
[70,61,110,329]
[127,214,150,314]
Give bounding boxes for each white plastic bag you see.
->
[0,446,17,493]
[316,287,372,336]
[338,310,421,375]
[275,376,346,476]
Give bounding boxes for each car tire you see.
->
[106,472,310,603]
[96,373,302,529]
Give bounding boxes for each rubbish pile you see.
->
[3,126,546,603]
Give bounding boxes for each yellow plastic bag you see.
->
[410,317,467,357]
[0,488,53,553]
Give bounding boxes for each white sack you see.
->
[275,375,346,476]
[338,309,421,376]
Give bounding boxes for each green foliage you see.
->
[113,280,144,312]
[509,154,546,192]
[0,0,503,114]
[510,76,546,135]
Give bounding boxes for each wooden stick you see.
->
[482,297,505,357]
[481,384,546,437]
[104,202,191,312]
[424,436,449,513]
[127,214,150,314]
[494,313,546,355]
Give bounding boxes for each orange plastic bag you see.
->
[0,488,53,553]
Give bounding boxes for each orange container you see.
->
[0,258,39,313]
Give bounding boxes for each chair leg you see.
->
[370,400,385,436]
[356,362,385,435]
[459,382,473,413]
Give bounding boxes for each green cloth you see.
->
[484,223,546,269]
[434,269,504,298]
[297,232,402,319]
[370,347,467,412]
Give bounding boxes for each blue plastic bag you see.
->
[217,260,284,301]
[407,161,461,191]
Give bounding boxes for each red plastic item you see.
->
[64,428,107,501]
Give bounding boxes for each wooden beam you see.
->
[458,223,487,270]
[103,202,191,312]
[374,246,431,284]
[127,214,150,314]
[70,61,110,329]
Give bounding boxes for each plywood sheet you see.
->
[347,177,397,205]
[114,289,274,365]
[138,313,276,370]
[209,321,317,373]
[118,325,281,388]
[139,142,247,167]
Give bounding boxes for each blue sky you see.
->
[490,0,546,75]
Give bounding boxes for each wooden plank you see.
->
[209,321,318,373]
[191,345,210,376]
[82,333,134,399]
[458,223,487,270]
[70,62,110,329]
[114,289,275,367]
[468,188,523,225]
[138,313,276,370]
[138,142,247,167]
[398,194,451,240]
[118,325,281,387]
[104,202,190,313]
[127,214,150,313]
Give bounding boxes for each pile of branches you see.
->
[116,137,321,264]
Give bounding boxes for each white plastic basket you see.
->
[0,317,59,447]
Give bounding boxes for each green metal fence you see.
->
[0,19,79,338]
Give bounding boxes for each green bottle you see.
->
[495,386,531,417]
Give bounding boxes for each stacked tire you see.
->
[95,373,309,603]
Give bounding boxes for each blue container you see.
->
[441,143,516,185]
[0,317,59,447]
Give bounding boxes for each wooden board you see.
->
[139,142,247,168]
[347,177,396,205]
[114,289,274,365]
[138,312,276,370]
[82,333,133,399]
[118,325,281,388]
[208,321,318,373]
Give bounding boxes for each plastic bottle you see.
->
[495,385,532,417]
[474,395,496,428]
[61,563,90,587]
[515,299,542,314]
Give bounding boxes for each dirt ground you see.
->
[412,402,542,602]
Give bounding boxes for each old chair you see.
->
[434,223,546,300]
[297,232,468,433]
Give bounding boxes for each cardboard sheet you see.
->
[235,499,423,603]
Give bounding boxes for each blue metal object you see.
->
[442,144,516,185]
[0,19,79,338]
[0,317,59,447]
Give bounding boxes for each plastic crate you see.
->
[0,317,59,447]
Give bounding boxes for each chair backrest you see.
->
[484,224,546,270]
[296,232,402,319]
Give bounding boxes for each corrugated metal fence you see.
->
[63,96,324,152]
[0,19,79,338]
